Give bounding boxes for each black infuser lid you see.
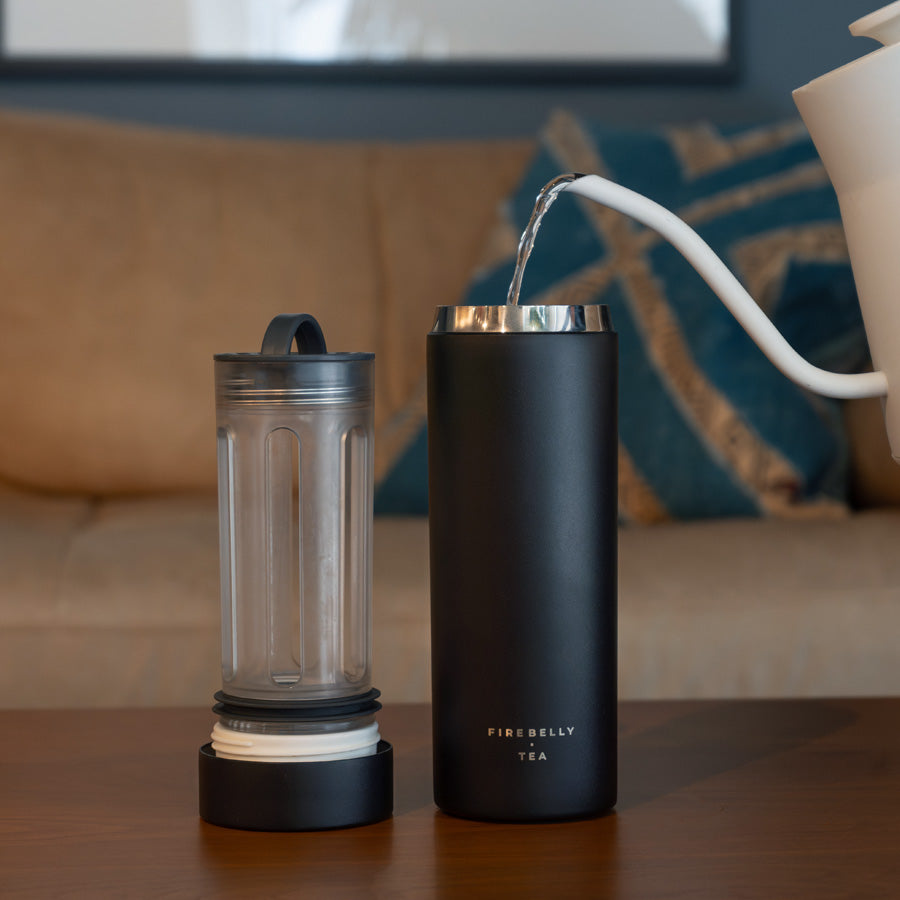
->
[214,313,374,409]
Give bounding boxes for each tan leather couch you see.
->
[1,107,898,709]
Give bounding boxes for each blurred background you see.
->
[0,0,881,139]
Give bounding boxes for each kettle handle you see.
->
[562,174,888,400]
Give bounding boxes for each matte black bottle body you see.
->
[427,306,617,822]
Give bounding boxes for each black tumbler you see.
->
[427,303,617,822]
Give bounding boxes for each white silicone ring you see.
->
[211,721,381,763]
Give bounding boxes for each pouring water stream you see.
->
[506,173,581,307]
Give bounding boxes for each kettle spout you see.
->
[561,174,887,401]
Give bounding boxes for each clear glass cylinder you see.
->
[214,350,374,703]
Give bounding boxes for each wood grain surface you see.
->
[1,700,898,898]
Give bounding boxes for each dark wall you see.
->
[0,0,880,139]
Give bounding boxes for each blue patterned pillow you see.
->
[375,112,870,522]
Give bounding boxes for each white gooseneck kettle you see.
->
[561,2,900,460]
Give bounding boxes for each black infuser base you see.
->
[198,740,393,832]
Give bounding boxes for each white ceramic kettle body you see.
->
[792,2,900,460]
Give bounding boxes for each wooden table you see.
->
[1,699,899,898]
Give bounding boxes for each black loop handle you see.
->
[261,314,327,355]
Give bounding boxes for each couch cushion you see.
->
[0,486,222,707]
[0,485,431,707]
[617,509,900,698]
[0,107,532,495]
[366,139,534,491]
[376,112,872,521]
[2,484,899,706]
[0,109,378,493]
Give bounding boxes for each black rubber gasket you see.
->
[213,688,382,722]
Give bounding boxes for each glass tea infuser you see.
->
[198,314,392,831]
